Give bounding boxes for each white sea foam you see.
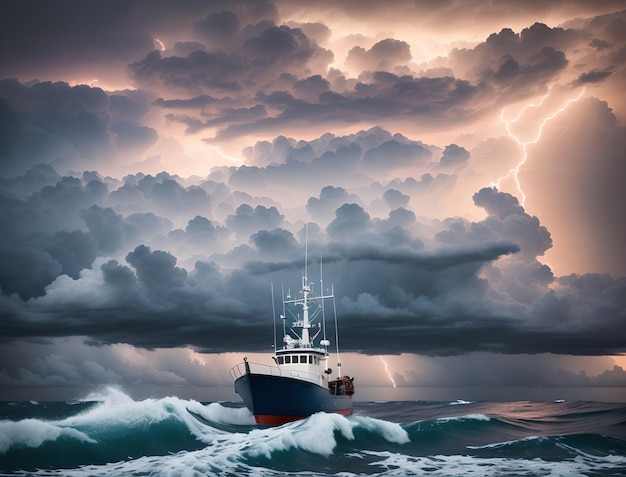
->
[10,445,626,477]
[351,415,410,444]
[362,450,626,477]
[436,413,491,423]
[0,419,97,453]
[1,386,248,455]
[195,402,255,426]
[449,399,472,405]
[4,398,625,477]
[64,389,177,428]
[246,412,355,458]
[242,412,410,459]
[467,435,547,450]
[76,388,248,442]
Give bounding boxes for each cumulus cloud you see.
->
[346,38,412,72]
[0,1,625,399]
[0,79,160,176]
[1,160,624,362]
[439,144,470,167]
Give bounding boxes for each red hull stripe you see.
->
[255,408,353,426]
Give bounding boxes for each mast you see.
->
[302,223,311,346]
[279,223,336,358]
[271,281,276,356]
[301,274,312,346]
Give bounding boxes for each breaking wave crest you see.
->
[1,388,626,476]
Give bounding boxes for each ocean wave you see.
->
[361,450,626,477]
[193,402,256,427]
[435,413,491,423]
[3,395,626,476]
[0,419,96,453]
[0,387,245,471]
[244,412,409,459]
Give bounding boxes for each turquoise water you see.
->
[1,388,625,476]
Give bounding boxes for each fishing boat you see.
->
[230,252,355,425]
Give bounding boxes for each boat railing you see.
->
[229,361,281,380]
[229,361,322,383]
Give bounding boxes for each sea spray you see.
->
[0,419,96,453]
[1,389,626,476]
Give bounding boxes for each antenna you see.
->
[304,223,308,286]
[281,281,287,347]
[320,251,328,350]
[332,283,341,375]
[271,281,277,356]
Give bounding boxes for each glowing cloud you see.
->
[495,88,586,206]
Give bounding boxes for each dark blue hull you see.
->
[234,373,353,425]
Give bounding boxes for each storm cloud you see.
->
[0,1,625,399]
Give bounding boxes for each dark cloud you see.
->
[573,67,615,85]
[207,72,482,141]
[0,173,625,361]
[128,50,249,94]
[473,187,552,259]
[447,23,577,100]
[169,104,267,134]
[173,41,207,57]
[0,0,154,81]
[193,11,241,43]
[330,239,520,271]
[132,11,625,143]
[133,173,213,219]
[81,206,125,254]
[1,1,625,399]
[0,164,61,200]
[111,121,158,153]
[387,207,416,229]
[307,186,361,224]
[251,228,299,258]
[242,25,332,70]
[439,144,470,167]
[125,212,173,243]
[226,204,284,238]
[0,245,61,299]
[293,75,331,101]
[362,139,432,175]
[153,95,219,109]
[42,231,98,280]
[382,189,410,209]
[327,203,371,240]
[125,245,188,298]
[0,80,161,175]
[129,20,333,98]
[346,38,412,72]
[3,2,624,153]
[184,215,226,243]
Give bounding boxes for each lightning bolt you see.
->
[495,87,586,206]
[379,356,397,388]
[155,38,166,52]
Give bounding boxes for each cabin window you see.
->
[277,356,283,364]
[309,355,313,364]
[285,356,291,364]
[300,355,306,363]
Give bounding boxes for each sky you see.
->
[0,0,625,402]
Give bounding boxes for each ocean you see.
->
[1,388,626,476]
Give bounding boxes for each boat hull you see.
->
[234,373,353,425]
